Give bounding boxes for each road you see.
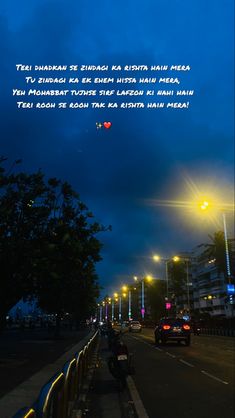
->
[122,328,234,418]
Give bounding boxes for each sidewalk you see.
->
[74,335,137,418]
[0,329,93,418]
[0,327,89,398]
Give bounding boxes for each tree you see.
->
[0,158,107,331]
[168,261,187,299]
[0,159,50,328]
[147,280,166,321]
[202,231,229,277]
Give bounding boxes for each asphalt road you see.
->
[0,327,90,398]
[122,328,235,418]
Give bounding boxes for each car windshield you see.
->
[131,321,140,325]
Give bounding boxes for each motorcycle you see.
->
[108,331,130,390]
[193,326,201,335]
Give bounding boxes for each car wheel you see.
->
[185,337,191,346]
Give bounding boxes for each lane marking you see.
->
[129,331,231,387]
[127,376,149,418]
[201,370,229,385]
[166,352,176,358]
[179,359,195,368]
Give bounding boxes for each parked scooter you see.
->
[108,331,129,390]
[194,326,201,336]
[193,323,201,335]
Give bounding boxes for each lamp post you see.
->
[153,255,180,311]
[199,200,232,282]
[134,275,153,320]
[173,256,191,314]
[119,296,122,321]
[128,290,132,320]
[111,298,114,321]
[153,255,171,300]
[141,280,145,320]
[186,260,190,313]
[113,293,119,321]
[222,212,232,282]
[122,285,132,320]
[99,305,102,323]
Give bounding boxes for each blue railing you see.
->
[13,408,36,417]
[12,330,99,418]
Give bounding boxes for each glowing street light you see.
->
[153,255,161,262]
[134,275,154,320]
[153,255,180,301]
[121,285,132,320]
[172,255,191,314]
[199,200,209,210]
[113,291,123,322]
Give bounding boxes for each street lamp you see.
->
[122,285,132,320]
[113,293,119,321]
[199,200,232,282]
[153,255,180,312]
[110,298,114,321]
[99,304,102,322]
[114,291,125,322]
[113,292,122,321]
[134,275,153,320]
[172,256,192,314]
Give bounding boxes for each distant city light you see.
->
[227,284,235,294]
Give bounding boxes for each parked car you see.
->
[154,317,191,346]
[129,321,142,332]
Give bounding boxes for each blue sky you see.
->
[0,0,234,296]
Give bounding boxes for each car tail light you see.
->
[163,325,171,330]
[183,324,190,330]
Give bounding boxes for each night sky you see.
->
[0,0,234,297]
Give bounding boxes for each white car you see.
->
[129,321,142,332]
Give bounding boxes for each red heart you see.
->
[103,121,112,129]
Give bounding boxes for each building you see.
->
[191,241,234,318]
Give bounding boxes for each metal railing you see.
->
[13,408,36,418]
[13,330,99,418]
[200,327,235,337]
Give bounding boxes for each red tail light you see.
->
[183,324,190,330]
[163,325,171,330]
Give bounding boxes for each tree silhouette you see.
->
[202,231,229,277]
[0,157,108,330]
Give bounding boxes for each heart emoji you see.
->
[103,121,112,129]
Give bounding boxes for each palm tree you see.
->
[202,231,228,276]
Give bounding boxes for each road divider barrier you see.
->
[200,327,235,337]
[13,330,99,418]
